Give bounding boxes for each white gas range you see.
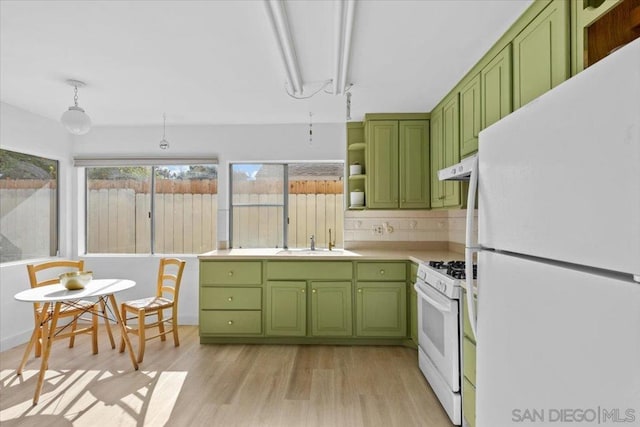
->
[414,260,477,426]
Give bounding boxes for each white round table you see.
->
[15,279,139,404]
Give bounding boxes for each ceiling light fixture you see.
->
[264,0,303,96]
[333,0,355,95]
[159,113,170,150]
[60,79,91,135]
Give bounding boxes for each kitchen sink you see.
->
[276,248,349,256]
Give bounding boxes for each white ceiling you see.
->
[0,0,532,126]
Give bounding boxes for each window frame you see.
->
[0,148,59,264]
[78,157,218,255]
[229,161,344,249]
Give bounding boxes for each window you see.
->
[230,163,343,249]
[85,162,217,254]
[0,149,58,263]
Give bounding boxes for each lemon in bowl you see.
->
[59,271,93,290]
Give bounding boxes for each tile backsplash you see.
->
[344,209,478,247]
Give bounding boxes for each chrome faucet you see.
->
[328,228,335,251]
[310,235,315,251]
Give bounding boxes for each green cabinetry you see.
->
[266,281,307,336]
[513,0,570,109]
[355,262,407,337]
[430,96,460,208]
[409,262,418,345]
[481,45,513,129]
[366,117,430,209]
[459,74,481,157]
[346,122,367,209]
[311,281,352,336]
[199,260,263,336]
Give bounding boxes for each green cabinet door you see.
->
[459,74,481,157]
[430,108,444,208]
[399,121,430,209]
[266,281,306,336]
[311,281,352,336]
[367,120,399,208]
[442,95,460,207]
[356,282,407,337]
[482,45,513,129]
[513,0,569,109]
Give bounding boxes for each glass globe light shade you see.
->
[61,106,91,135]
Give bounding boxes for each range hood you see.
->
[437,154,477,181]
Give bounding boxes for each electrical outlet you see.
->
[373,225,383,235]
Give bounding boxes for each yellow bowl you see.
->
[59,271,93,290]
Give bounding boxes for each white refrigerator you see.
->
[475,39,640,426]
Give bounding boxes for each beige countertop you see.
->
[198,245,463,264]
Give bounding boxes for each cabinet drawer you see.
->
[463,336,477,385]
[357,262,406,281]
[267,261,352,280]
[200,261,262,285]
[200,310,262,335]
[463,377,476,427]
[201,287,262,310]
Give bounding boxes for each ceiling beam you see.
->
[333,0,355,95]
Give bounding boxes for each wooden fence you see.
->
[1,179,344,255]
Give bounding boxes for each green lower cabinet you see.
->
[463,377,477,427]
[200,310,262,335]
[409,285,418,345]
[311,281,352,336]
[266,281,306,336]
[356,282,407,337]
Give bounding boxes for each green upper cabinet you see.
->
[399,121,430,209]
[442,95,461,207]
[367,120,399,209]
[481,44,513,130]
[513,0,570,109]
[459,73,481,157]
[366,117,429,209]
[430,108,444,208]
[346,122,366,209]
[310,281,352,337]
[266,281,306,336]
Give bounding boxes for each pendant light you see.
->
[159,113,170,149]
[60,79,91,135]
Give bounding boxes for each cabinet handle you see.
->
[227,320,234,325]
[228,271,234,276]
[312,289,317,293]
[301,289,305,293]
[380,269,385,275]
[358,288,362,293]
[227,296,233,302]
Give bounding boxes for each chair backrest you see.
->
[156,258,186,305]
[27,260,85,288]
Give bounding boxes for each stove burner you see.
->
[427,260,477,279]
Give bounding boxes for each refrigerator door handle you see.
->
[465,155,479,340]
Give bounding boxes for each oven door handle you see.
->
[414,284,452,313]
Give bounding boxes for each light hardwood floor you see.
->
[0,326,454,427]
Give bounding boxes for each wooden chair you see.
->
[25,260,115,358]
[119,258,186,363]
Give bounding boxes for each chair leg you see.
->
[69,315,78,348]
[137,309,146,363]
[172,309,180,347]
[158,309,166,341]
[100,299,116,349]
[91,305,99,354]
[119,306,127,354]
[34,326,42,358]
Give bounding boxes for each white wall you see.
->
[1,104,346,351]
[0,102,74,350]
